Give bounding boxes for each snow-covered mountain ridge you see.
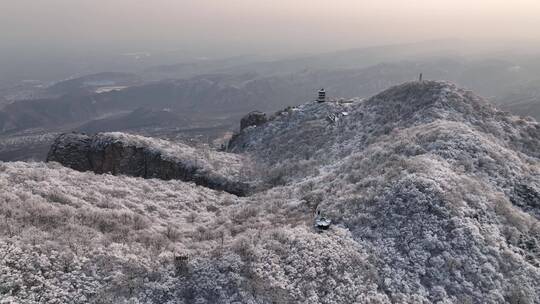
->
[1,81,540,303]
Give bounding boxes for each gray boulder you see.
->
[240,111,267,131]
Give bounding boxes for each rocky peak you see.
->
[365,80,497,125]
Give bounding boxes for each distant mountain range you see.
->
[3,56,540,129]
[0,43,539,161]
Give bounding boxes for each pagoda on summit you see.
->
[317,88,326,102]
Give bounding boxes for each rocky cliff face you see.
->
[47,132,251,196]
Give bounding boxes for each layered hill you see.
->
[1,81,540,303]
[3,56,540,137]
[2,55,540,163]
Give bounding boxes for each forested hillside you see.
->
[1,81,540,303]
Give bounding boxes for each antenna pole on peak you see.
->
[419,73,423,82]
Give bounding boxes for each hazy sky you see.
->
[1,0,540,55]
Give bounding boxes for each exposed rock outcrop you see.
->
[227,111,269,152]
[45,133,93,171]
[47,132,251,196]
[240,111,267,131]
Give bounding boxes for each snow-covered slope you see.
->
[2,81,540,303]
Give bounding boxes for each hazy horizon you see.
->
[2,0,540,86]
[2,0,540,56]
